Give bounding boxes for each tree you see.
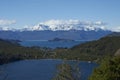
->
[89,56,120,80]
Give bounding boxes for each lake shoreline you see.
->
[0,58,95,66]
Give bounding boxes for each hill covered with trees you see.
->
[0,39,48,64]
[89,55,120,80]
[53,36,120,61]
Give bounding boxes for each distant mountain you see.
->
[0,30,111,41]
[0,20,108,31]
[0,20,112,41]
[28,20,107,31]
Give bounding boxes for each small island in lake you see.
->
[48,38,75,42]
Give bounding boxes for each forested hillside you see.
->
[89,55,120,80]
[54,36,120,61]
[0,39,46,64]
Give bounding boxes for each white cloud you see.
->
[39,19,105,26]
[111,27,120,32]
[0,19,16,26]
[35,19,107,31]
[95,21,106,25]
[0,19,108,31]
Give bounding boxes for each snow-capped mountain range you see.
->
[0,20,111,41]
[0,20,107,31]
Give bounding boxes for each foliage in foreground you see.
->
[89,56,120,80]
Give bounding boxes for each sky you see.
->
[0,0,120,30]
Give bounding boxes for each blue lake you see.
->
[0,59,98,80]
[0,40,98,80]
[19,40,86,48]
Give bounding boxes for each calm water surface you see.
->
[0,59,98,80]
[19,40,86,48]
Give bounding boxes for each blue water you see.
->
[19,40,86,48]
[0,41,98,80]
[0,59,98,80]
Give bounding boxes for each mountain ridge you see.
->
[0,20,111,41]
[0,20,108,31]
[0,30,111,41]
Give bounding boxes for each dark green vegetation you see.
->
[89,55,120,80]
[53,36,120,61]
[53,61,80,80]
[0,39,52,64]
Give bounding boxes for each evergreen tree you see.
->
[89,56,120,80]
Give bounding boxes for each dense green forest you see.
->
[89,55,120,80]
[53,36,120,61]
[89,48,120,80]
[0,39,51,64]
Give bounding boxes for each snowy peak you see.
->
[32,20,107,31]
[32,24,50,31]
[0,20,111,40]
[0,20,108,31]
[0,27,12,31]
